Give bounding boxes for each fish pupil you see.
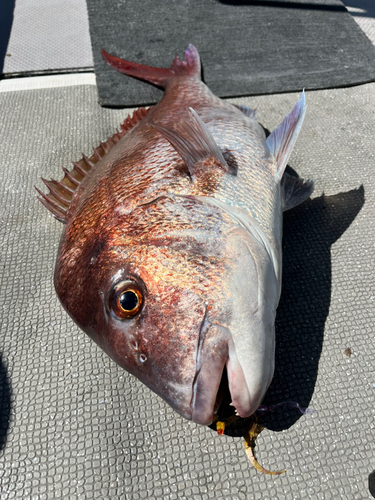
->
[120,291,138,311]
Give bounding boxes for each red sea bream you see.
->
[37,45,313,426]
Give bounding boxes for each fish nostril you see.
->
[130,340,138,349]
[139,353,147,363]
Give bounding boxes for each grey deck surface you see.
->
[0,81,374,499]
[345,0,375,44]
[1,0,93,76]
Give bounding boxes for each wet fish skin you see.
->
[39,45,313,426]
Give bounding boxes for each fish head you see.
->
[54,195,279,425]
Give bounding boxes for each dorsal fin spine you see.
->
[62,167,80,187]
[72,161,88,176]
[82,154,94,169]
[100,142,109,154]
[49,179,74,196]
[93,148,102,161]
[41,179,71,206]
[38,198,66,222]
[35,187,68,219]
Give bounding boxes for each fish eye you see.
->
[110,281,143,319]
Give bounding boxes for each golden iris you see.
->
[110,281,143,319]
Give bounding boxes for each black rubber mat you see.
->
[87,0,375,107]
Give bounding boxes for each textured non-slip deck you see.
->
[0,0,93,77]
[0,82,374,498]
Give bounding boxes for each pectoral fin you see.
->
[152,107,231,181]
[282,173,314,211]
[266,92,306,181]
[233,104,257,119]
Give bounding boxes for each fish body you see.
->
[38,45,313,426]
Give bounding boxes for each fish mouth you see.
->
[191,330,259,426]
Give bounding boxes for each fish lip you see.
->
[226,338,260,419]
[190,323,258,426]
[190,351,255,426]
[190,354,227,426]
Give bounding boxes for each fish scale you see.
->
[195,117,279,239]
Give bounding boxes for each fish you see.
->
[37,44,313,427]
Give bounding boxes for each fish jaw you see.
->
[190,323,254,426]
[227,321,276,420]
[226,225,279,418]
[190,320,275,426]
[190,321,230,425]
[189,222,280,425]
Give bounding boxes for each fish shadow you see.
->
[260,184,365,431]
[0,354,11,451]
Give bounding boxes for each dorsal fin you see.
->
[36,106,151,222]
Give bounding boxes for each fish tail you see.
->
[101,44,201,88]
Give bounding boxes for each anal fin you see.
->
[152,107,232,182]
